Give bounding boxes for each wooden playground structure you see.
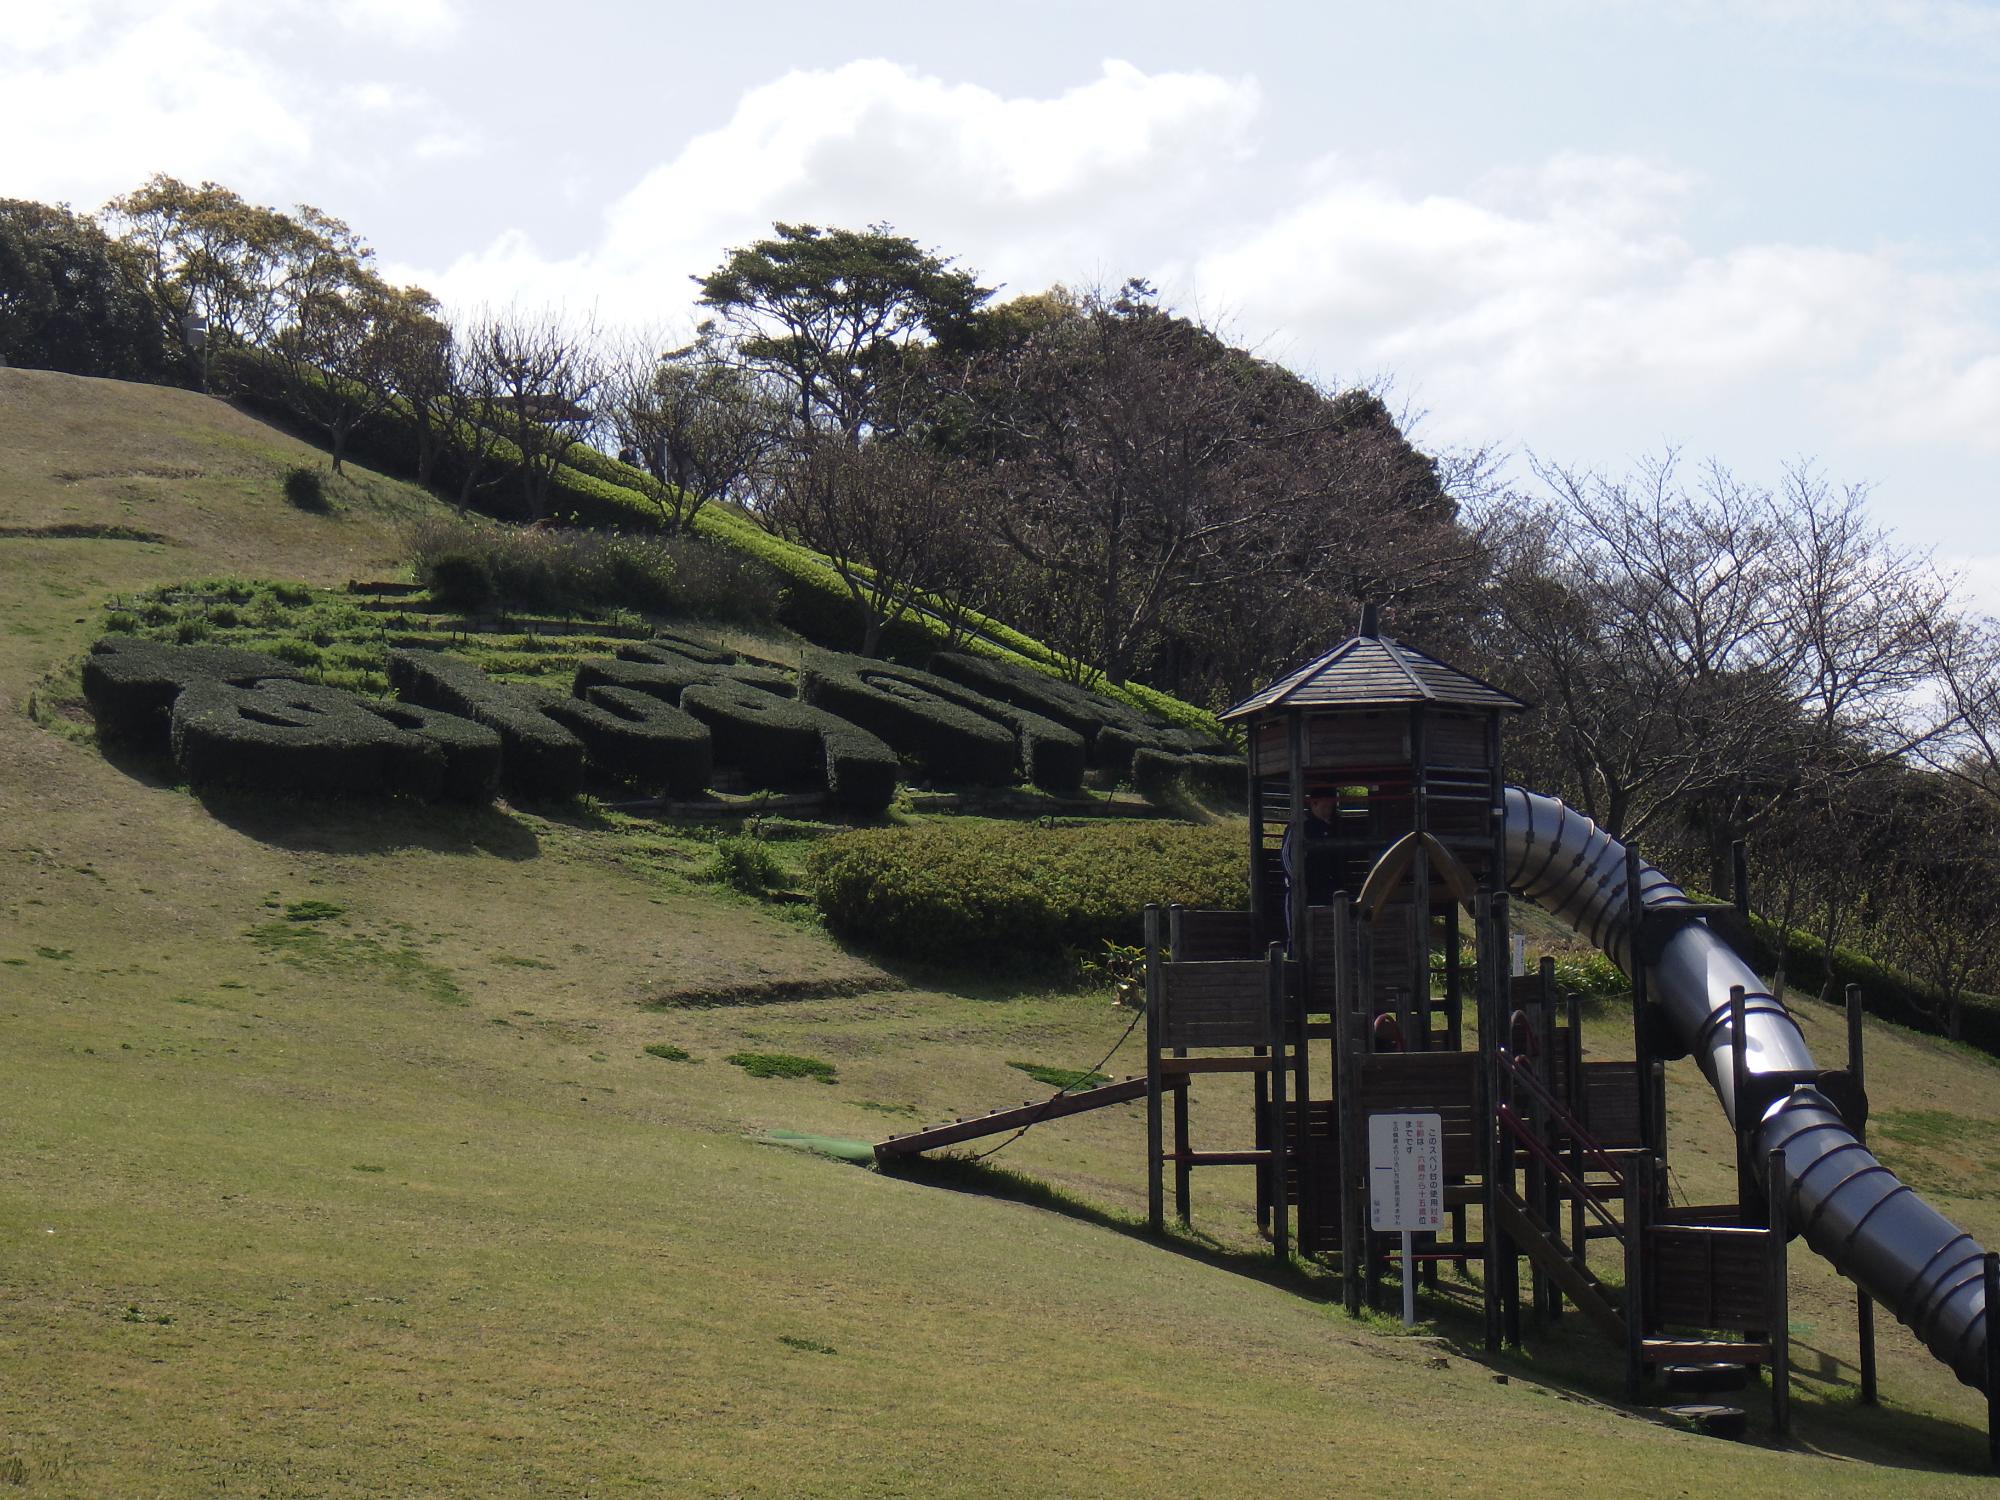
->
[877,614,1918,1437]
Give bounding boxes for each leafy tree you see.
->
[0,199,168,379]
[695,222,993,442]
[102,175,332,382]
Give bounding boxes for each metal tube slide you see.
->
[1503,785,1992,1389]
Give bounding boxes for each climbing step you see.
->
[1661,1362,1751,1395]
[874,1074,1183,1162]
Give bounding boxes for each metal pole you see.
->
[1402,1230,1416,1327]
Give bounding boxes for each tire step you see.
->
[1661,1362,1751,1394]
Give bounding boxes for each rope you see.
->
[966,1002,1148,1163]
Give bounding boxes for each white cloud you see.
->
[0,0,473,206]
[1171,151,1997,458]
[412,58,1261,323]
[0,3,314,204]
[329,0,461,47]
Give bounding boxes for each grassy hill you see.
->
[6,368,2000,1496]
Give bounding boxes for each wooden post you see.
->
[1445,904,1464,1049]
[1624,1164,1647,1402]
[1268,942,1291,1264]
[1478,891,1505,1352]
[1985,1252,2000,1473]
[1767,1147,1791,1437]
[1168,906,1193,1226]
[1410,705,1431,1052]
[1335,896,1363,1317]
[1247,739,1264,933]
[1840,988,1872,1408]
[1145,904,1164,1233]
[1567,988,1587,1282]
[1537,959,1561,1324]
[1730,986,1753,1221]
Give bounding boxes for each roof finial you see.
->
[1358,601,1380,639]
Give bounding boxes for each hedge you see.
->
[680,679,897,813]
[548,686,712,795]
[797,650,1019,786]
[386,648,585,802]
[351,697,503,802]
[1749,916,2000,1058]
[616,640,793,698]
[171,679,413,798]
[83,637,300,748]
[809,821,1247,969]
[1133,748,1244,806]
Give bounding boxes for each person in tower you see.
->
[1281,781,1340,934]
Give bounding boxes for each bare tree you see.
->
[762,427,979,657]
[1483,452,1962,879]
[479,309,602,520]
[973,281,1344,685]
[599,327,777,533]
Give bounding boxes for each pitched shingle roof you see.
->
[1220,632,1528,721]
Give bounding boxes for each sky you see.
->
[4,0,1997,605]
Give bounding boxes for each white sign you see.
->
[1368,1111,1445,1232]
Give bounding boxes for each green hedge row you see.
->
[798,650,1019,786]
[809,820,1247,969]
[386,648,587,802]
[82,637,301,748]
[859,656,1086,797]
[679,679,897,812]
[169,678,500,801]
[543,686,712,796]
[1132,748,1244,806]
[1747,916,2000,1058]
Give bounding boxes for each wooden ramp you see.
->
[874,1075,1178,1162]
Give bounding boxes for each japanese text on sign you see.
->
[1367,1111,1445,1232]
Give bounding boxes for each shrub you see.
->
[551,685,712,795]
[81,637,300,748]
[809,821,1247,969]
[708,836,784,894]
[423,549,496,611]
[644,1042,693,1062]
[386,648,585,802]
[798,650,1018,786]
[1096,722,1215,778]
[405,515,781,623]
[283,465,330,513]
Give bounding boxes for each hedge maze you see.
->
[83,619,1236,814]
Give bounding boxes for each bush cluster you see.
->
[406,515,782,624]
[808,820,1246,969]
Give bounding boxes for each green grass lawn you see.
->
[5,369,2000,1495]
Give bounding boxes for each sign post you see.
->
[1368,1111,1445,1327]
